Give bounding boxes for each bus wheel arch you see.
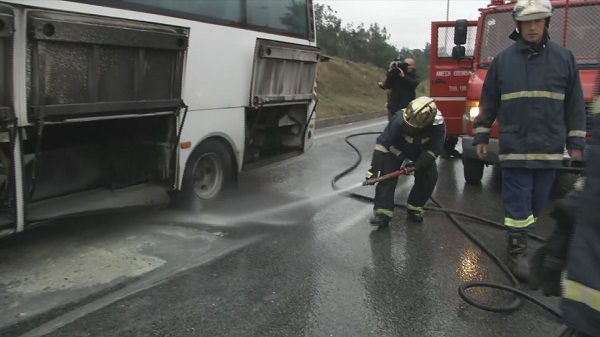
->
[175,137,238,209]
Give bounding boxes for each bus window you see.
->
[71,0,312,40]
[122,0,243,23]
[246,0,309,37]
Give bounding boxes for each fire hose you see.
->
[331,131,574,336]
[363,166,415,186]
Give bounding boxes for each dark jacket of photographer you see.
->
[383,69,420,113]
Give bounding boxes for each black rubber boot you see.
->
[441,136,461,159]
[369,213,391,227]
[449,148,462,158]
[407,209,423,223]
[508,233,530,282]
[528,248,546,290]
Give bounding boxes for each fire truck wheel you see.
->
[176,139,237,209]
[463,155,484,185]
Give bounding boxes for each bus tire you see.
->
[463,155,484,185]
[176,139,237,209]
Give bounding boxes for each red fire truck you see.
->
[430,0,599,184]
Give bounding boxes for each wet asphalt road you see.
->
[0,118,579,337]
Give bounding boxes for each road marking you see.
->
[314,120,387,140]
[330,204,373,234]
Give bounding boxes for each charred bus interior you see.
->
[243,38,319,169]
[0,117,180,229]
[0,131,14,230]
[243,103,311,168]
[0,5,13,229]
[22,115,176,222]
[0,8,188,228]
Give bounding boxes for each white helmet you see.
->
[402,96,438,129]
[512,0,553,21]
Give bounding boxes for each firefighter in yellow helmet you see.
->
[365,96,446,227]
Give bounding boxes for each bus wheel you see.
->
[463,155,484,185]
[177,139,236,209]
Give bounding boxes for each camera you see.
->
[390,56,409,73]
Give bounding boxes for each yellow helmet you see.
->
[402,96,438,129]
[512,0,552,21]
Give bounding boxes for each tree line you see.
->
[315,4,431,79]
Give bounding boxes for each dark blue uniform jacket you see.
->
[473,35,586,168]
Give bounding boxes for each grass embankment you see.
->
[316,57,430,119]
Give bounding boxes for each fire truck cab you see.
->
[430,0,599,184]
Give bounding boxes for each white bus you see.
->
[0,0,320,236]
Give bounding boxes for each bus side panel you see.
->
[183,26,317,111]
[25,9,188,122]
[5,0,316,114]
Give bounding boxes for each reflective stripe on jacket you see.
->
[473,36,586,169]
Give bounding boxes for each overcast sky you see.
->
[314,0,491,50]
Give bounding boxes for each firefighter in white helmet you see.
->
[472,0,586,282]
[365,96,446,226]
[512,0,553,21]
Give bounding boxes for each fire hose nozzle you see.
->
[363,166,415,186]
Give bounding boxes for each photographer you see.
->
[378,57,420,121]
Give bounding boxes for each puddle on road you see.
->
[0,215,235,331]
[0,222,230,297]
[0,240,165,295]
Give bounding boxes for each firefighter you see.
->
[472,0,586,282]
[365,96,446,226]
[529,65,600,337]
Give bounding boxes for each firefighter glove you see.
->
[401,160,416,174]
[529,248,563,297]
[414,151,435,171]
[366,149,386,180]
